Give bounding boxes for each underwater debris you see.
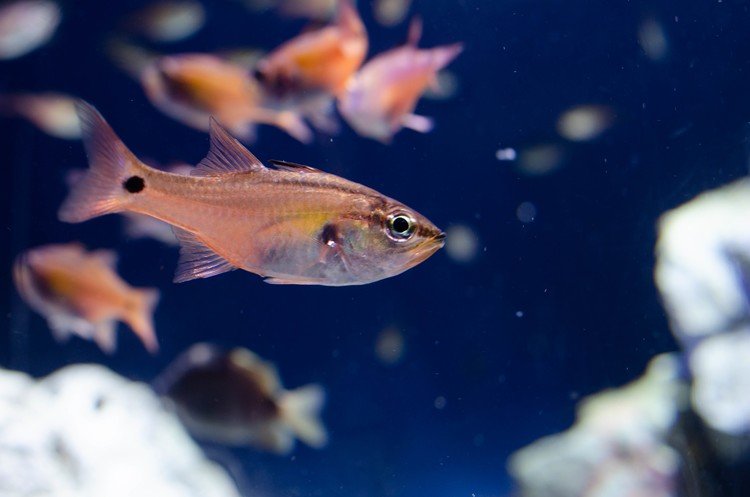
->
[373,0,412,27]
[638,18,669,62]
[59,102,444,286]
[0,92,80,139]
[556,105,614,142]
[375,326,406,365]
[509,355,685,497]
[0,0,60,60]
[122,0,206,43]
[13,243,160,353]
[0,364,241,497]
[156,343,328,454]
[338,19,463,143]
[516,202,537,224]
[444,224,480,264]
[516,143,565,176]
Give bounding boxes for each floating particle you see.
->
[516,143,564,176]
[495,147,517,161]
[445,224,480,263]
[423,70,459,100]
[638,18,668,61]
[0,0,61,60]
[516,202,537,223]
[556,105,614,142]
[434,396,447,410]
[373,0,412,26]
[375,327,406,365]
[515,311,524,318]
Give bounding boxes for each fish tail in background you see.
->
[123,288,160,353]
[250,108,314,143]
[431,42,464,70]
[337,0,362,32]
[58,101,148,223]
[278,384,328,448]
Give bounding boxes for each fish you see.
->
[13,243,160,353]
[109,41,312,143]
[121,0,205,43]
[58,102,445,286]
[0,92,80,139]
[338,19,463,143]
[373,0,412,27]
[276,0,337,20]
[155,343,327,454]
[254,0,367,99]
[0,0,60,60]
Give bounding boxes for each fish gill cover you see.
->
[1,1,750,496]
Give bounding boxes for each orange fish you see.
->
[59,102,444,286]
[13,243,160,353]
[255,0,367,98]
[110,42,312,143]
[338,19,463,143]
[156,343,327,453]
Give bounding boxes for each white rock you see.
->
[508,355,684,497]
[690,329,750,435]
[0,364,242,497]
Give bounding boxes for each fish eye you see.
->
[386,214,415,240]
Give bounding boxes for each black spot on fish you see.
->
[320,223,339,246]
[123,176,145,193]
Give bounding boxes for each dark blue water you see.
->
[2,1,750,496]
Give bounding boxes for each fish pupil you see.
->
[392,216,410,234]
[123,176,145,193]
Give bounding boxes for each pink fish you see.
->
[0,92,80,139]
[13,243,160,353]
[338,19,462,143]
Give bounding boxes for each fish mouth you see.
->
[434,232,447,244]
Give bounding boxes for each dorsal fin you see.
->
[268,159,321,173]
[192,118,266,177]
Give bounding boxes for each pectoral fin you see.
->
[172,227,236,283]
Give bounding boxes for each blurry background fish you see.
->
[0,92,80,139]
[13,243,160,353]
[0,0,60,60]
[156,343,327,454]
[120,0,206,43]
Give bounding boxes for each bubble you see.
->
[516,202,537,223]
[556,105,614,142]
[445,225,480,263]
[495,147,517,161]
[434,396,447,410]
[638,18,668,61]
[375,327,405,365]
[517,144,564,176]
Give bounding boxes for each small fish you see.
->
[338,19,463,143]
[122,0,205,43]
[59,102,444,286]
[276,0,337,20]
[0,92,80,139]
[156,343,327,454]
[109,41,311,143]
[0,0,60,60]
[13,243,160,353]
[255,0,367,98]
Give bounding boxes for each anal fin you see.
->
[172,227,236,283]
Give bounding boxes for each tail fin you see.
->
[58,101,144,223]
[251,108,313,143]
[279,384,328,449]
[123,288,160,353]
[337,0,364,34]
[429,43,464,70]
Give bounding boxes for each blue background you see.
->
[2,1,750,496]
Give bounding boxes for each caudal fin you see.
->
[279,384,328,449]
[58,101,144,223]
[123,288,160,353]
